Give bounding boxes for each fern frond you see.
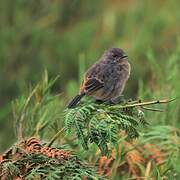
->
[65,109,77,133]
[65,99,148,155]
[74,114,88,150]
[1,161,20,179]
[0,139,104,180]
[65,107,89,150]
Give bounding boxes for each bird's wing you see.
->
[80,77,104,95]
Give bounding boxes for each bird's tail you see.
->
[67,92,85,108]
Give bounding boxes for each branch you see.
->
[110,98,176,109]
[47,127,65,147]
[140,106,164,112]
[16,85,39,141]
[32,122,48,137]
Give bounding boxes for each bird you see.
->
[67,47,131,108]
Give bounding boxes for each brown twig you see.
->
[47,127,65,147]
[140,106,164,112]
[110,98,176,109]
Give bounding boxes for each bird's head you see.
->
[103,48,128,63]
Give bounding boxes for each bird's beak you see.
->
[121,55,128,59]
[121,54,128,59]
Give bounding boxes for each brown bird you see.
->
[68,48,131,108]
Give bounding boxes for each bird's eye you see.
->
[112,54,118,58]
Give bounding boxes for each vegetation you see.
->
[0,73,179,179]
[0,137,103,179]
[0,0,180,179]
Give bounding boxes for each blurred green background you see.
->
[0,0,179,152]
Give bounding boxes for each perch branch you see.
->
[140,106,164,112]
[110,98,176,109]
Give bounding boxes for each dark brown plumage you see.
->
[68,48,131,108]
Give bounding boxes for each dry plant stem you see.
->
[17,85,39,141]
[140,106,164,112]
[110,98,176,109]
[32,122,48,137]
[145,161,152,178]
[47,127,65,147]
